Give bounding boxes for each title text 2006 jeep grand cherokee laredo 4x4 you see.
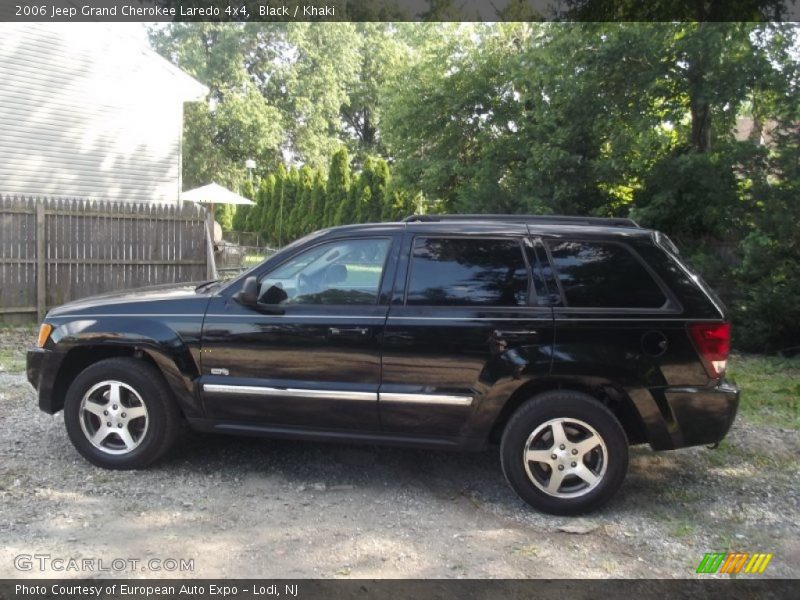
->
[27,215,739,514]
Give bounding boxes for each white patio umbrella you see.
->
[181,182,255,247]
[180,182,255,215]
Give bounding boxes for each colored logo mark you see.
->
[696,552,773,574]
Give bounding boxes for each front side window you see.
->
[548,241,667,308]
[407,237,529,306]
[258,238,390,305]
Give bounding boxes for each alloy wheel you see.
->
[523,417,608,498]
[78,380,149,455]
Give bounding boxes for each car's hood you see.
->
[47,281,210,317]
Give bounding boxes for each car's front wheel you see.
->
[500,390,629,515]
[63,357,181,469]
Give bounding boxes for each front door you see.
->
[200,235,397,432]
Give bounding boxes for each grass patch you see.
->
[0,348,25,372]
[0,327,36,372]
[727,354,800,429]
[668,521,698,539]
[705,438,795,471]
[513,544,541,558]
[244,253,270,267]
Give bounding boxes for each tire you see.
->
[500,390,628,515]
[63,357,181,469]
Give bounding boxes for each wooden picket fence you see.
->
[0,195,216,322]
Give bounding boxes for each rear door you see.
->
[379,226,554,442]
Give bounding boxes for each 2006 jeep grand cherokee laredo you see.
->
[27,214,739,514]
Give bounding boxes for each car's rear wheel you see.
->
[64,357,181,469]
[500,390,628,515]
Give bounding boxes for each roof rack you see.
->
[402,214,640,228]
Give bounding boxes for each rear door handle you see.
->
[493,329,541,340]
[328,327,370,338]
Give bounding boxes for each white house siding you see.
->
[0,23,206,204]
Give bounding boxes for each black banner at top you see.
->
[2,0,799,22]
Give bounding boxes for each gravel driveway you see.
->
[0,330,798,579]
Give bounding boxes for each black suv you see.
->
[27,215,739,514]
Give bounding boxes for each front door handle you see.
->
[328,326,370,338]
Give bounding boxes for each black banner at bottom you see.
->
[0,579,795,600]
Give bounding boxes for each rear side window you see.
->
[407,237,529,306]
[548,241,667,308]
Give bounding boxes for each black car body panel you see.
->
[29,284,209,418]
[27,218,740,454]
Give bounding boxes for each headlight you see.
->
[36,323,53,348]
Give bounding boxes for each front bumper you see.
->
[27,348,67,414]
[26,348,44,390]
[656,379,740,449]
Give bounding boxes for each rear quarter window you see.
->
[548,240,667,309]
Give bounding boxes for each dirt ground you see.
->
[0,329,798,579]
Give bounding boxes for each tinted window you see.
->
[530,241,562,306]
[548,241,667,308]
[259,238,390,305]
[407,238,529,306]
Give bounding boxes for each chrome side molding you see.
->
[379,392,474,406]
[202,384,474,406]
[202,384,376,402]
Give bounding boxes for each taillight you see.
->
[688,322,731,379]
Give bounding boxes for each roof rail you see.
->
[402,214,640,228]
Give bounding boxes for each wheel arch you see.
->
[49,342,200,419]
[488,377,647,446]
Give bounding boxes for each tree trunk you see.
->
[687,21,712,153]
[690,100,712,152]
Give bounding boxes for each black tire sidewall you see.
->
[501,391,629,515]
[63,358,174,469]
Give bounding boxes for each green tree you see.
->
[326,148,351,226]
[310,170,328,233]
[232,178,256,231]
[282,167,301,241]
[268,165,288,245]
[152,23,417,174]
[354,156,390,222]
[214,204,234,232]
[288,166,315,239]
[150,24,284,191]
[257,174,276,241]
[336,184,360,226]
[268,24,362,169]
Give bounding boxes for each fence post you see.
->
[36,202,46,321]
[205,209,218,280]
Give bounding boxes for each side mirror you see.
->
[261,284,289,305]
[235,276,259,306]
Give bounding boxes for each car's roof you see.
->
[321,215,654,239]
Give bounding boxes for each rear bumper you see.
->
[649,379,740,450]
[27,348,66,414]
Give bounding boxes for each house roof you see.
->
[0,23,208,103]
[135,29,208,101]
